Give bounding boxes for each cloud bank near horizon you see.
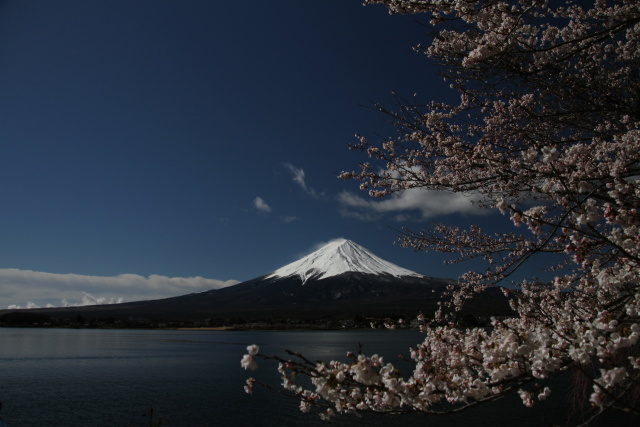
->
[0,268,239,310]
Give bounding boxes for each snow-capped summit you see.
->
[265,239,423,284]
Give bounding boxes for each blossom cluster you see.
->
[242,0,640,421]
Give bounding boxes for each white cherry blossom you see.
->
[243,0,640,422]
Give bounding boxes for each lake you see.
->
[0,328,633,426]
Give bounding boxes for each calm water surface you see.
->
[0,328,633,426]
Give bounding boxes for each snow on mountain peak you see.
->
[265,239,423,284]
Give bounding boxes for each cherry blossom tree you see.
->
[243,0,639,423]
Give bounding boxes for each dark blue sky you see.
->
[0,0,502,308]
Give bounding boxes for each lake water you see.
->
[0,328,634,426]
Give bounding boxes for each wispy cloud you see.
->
[337,188,482,221]
[0,268,239,309]
[284,163,320,197]
[253,196,272,213]
[253,195,300,223]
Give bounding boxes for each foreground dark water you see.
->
[0,328,635,426]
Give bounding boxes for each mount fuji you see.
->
[4,239,510,321]
[206,238,445,308]
[265,239,423,283]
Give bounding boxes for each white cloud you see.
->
[337,188,482,221]
[280,215,300,223]
[253,196,272,213]
[284,163,319,197]
[62,292,123,307]
[0,268,239,309]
